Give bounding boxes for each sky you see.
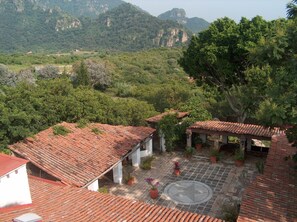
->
[124,0,289,22]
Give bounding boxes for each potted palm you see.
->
[194,136,203,151]
[126,173,135,185]
[210,148,220,164]
[234,148,245,167]
[145,178,160,199]
[184,146,195,159]
[173,161,181,176]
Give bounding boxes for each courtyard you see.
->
[101,149,264,219]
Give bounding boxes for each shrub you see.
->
[210,148,220,157]
[234,148,245,161]
[91,128,102,135]
[221,202,240,222]
[256,160,265,174]
[98,186,109,194]
[184,146,195,158]
[140,156,154,170]
[76,119,89,128]
[52,125,72,136]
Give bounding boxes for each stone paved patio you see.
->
[104,150,264,218]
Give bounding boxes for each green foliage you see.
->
[210,149,220,158]
[0,78,156,148]
[140,156,154,170]
[52,125,72,136]
[0,1,189,53]
[179,16,274,122]
[73,61,90,87]
[157,114,179,152]
[98,186,109,194]
[184,146,195,158]
[194,136,203,145]
[76,119,89,128]
[256,160,265,174]
[234,149,245,161]
[287,0,297,19]
[221,202,240,222]
[35,0,124,18]
[286,125,297,147]
[91,128,102,135]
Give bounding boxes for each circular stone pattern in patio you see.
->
[164,180,213,205]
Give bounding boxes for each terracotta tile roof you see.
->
[9,122,155,187]
[146,110,189,124]
[189,120,280,138]
[0,176,222,222]
[238,135,297,222]
[0,154,28,177]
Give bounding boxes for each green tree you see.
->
[73,61,90,87]
[287,0,297,19]
[179,17,273,122]
[157,114,179,152]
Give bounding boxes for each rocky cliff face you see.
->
[55,17,81,31]
[0,1,190,52]
[154,28,188,47]
[158,8,210,33]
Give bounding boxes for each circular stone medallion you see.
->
[164,180,213,205]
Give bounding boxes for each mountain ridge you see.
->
[158,8,209,33]
[0,1,191,53]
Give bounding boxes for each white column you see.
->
[199,134,207,143]
[160,132,166,152]
[87,180,99,191]
[113,162,123,184]
[132,147,141,167]
[240,136,246,151]
[147,138,153,156]
[247,138,252,151]
[186,130,192,147]
[222,135,228,144]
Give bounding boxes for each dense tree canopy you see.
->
[180,15,296,125]
[0,78,156,150]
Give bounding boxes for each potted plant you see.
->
[145,177,160,199]
[234,148,245,167]
[173,161,181,176]
[210,148,220,164]
[126,173,135,185]
[194,136,203,151]
[184,146,195,158]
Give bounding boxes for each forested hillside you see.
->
[35,0,124,18]
[0,48,212,150]
[0,1,190,53]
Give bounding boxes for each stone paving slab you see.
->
[107,151,261,218]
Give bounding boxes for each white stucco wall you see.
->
[113,162,123,184]
[140,138,153,158]
[132,147,141,167]
[87,179,99,191]
[0,164,32,208]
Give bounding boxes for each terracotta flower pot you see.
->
[149,189,159,199]
[127,177,135,185]
[195,144,202,151]
[174,169,180,176]
[210,156,217,164]
[235,160,244,167]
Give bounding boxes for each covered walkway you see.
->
[186,120,281,152]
